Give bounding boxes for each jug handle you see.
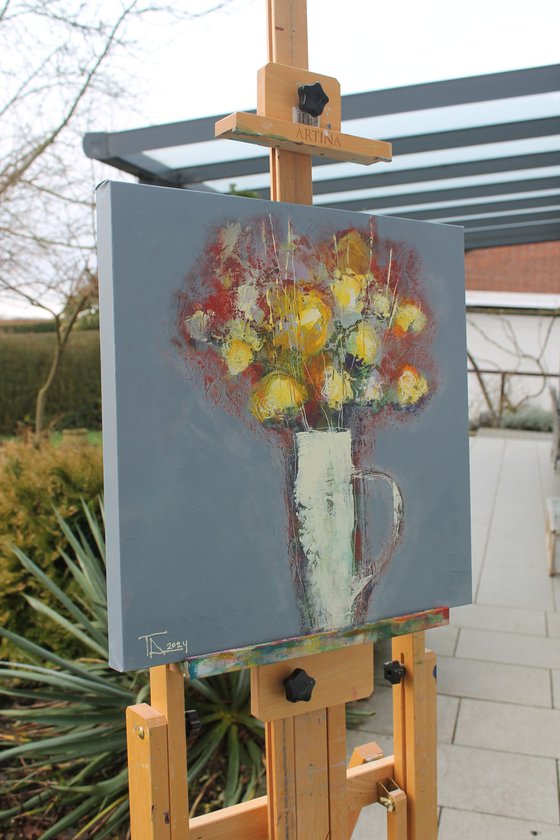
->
[352,469,404,584]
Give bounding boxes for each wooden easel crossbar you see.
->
[125,2,445,837]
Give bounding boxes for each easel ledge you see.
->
[184,606,449,679]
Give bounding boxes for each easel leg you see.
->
[266,717,297,839]
[150,664,190,837]
[126,703,171,840]
[392,631,437,840]
[266,705,347,840]
[255,645,372,840]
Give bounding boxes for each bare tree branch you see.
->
[0,0,235,434]
[0,0,140,199]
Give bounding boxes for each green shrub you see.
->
[0,440,104,660]
[501,407,553,432]
[474,406,553,433]
[0,330,101,435]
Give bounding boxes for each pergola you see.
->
[84,64,560,251]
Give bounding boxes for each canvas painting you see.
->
[97,181,471,672]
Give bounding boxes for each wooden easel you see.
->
[126,2,444,837]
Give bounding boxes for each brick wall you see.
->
[465,241,560,293]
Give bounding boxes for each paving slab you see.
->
[439,808,560,839]
[547,612,560,638]
[476,564,555,610]
[426,624,459,656]
[456,628,560,669]
[351,800,388,838]
[437,655,551,707]
[352,686,459,744]
[553,575,560,611]
[438,743,559,824]
[537,440,560,497]
[553,671,560,709]
[484,533,548,570]
[451,603,546,636]
[454,698,560,758]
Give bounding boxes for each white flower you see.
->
[184,310,212,342]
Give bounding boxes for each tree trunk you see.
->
[34,303,85,437]
[35,338,63,437]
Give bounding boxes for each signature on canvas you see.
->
[139,631,189,659]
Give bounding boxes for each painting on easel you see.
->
[98,180,471,672]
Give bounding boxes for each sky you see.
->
[124,0,560,129]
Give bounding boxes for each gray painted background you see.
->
[97,181,471,672]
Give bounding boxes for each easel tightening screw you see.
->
[297,82,329,118]
[283,668,316,703]
[383,660,406,685]
[185,709,201,742]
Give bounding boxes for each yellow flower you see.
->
[336,230,370,275]
[396,365,429,405]
[371,291,392,319]
[250,372,306,421]
[321,367,353,410]
[394,302,427,335]
[223,339,254,374]
[271,288,331,356]
[331,272,365,315]
[346,322,379,364]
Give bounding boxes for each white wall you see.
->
[466,311,560,421]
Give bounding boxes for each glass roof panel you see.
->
[343,91,560,141]
[146,137,268,169]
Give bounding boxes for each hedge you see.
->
[0,330,101,434]
[0,439,104,660]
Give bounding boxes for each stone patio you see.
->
[349,430,560,838]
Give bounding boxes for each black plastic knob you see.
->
[283,668,316,703]
[185,709,201,741]
[383,660,406,686]
[297,82,329,118]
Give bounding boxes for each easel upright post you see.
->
[257,4,348,838]
[266,0,312,204]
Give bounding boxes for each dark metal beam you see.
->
[465,221,560,249]
[83,113,236,160]
[318,176,560,213]
[342,65,560,120]
[391,117,560,156]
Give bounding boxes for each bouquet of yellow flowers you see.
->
[178,217,433,431]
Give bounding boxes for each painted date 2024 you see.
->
[138,631,188,659]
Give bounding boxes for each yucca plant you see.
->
[0,500,264,839]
